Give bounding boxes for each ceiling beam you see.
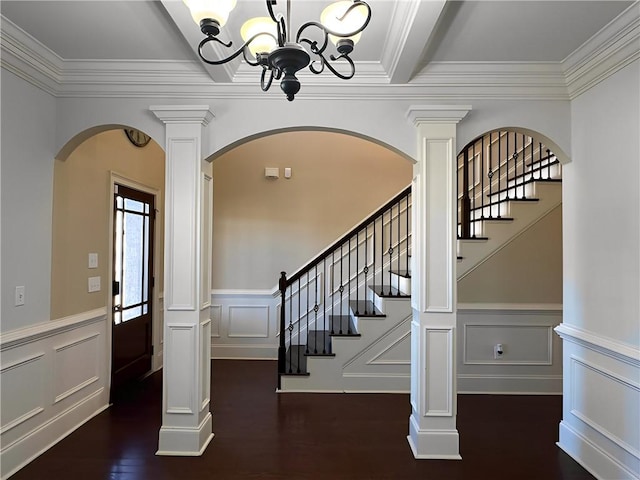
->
[159,0,237,83]
[382,0,448,84]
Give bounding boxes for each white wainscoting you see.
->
[457,304,563,394]
[555,323,640,480]
[0,309,110,479]
[210,290,279,359]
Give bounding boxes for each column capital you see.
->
[406,105,472,127]
[150,105,214,126]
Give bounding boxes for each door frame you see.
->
[107,171,163,394]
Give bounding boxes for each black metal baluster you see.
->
[331,251,335,334]
[339,243,344,332]
[539,142,543,181]
[396,199,400,295]
[461,148,471,236]
[323,258,327,349]
[472,142,476,237]
[481,135,485,219]
[306,271,310,355]
[298,277,308,373]
[521,134,527,199]
[488,132,493,218]
[356,230,359,309]
[547,149,551,179]
[363,223,368,301]
[381,209,385,294]
[314,264,320,354]
[506,132,511,199]
[406,192,410,273]
[498,132,502,217]
[530,136,535,181]
[289,283,294,374]
[373,217,376,304]
[388,207,393,292]
[349,236,354,314]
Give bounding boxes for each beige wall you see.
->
[51,129,164,319]
[212,131,413,290]
[458,205,563,304]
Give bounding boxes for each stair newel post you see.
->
[278,271,288,386]
[461,148,471,238]
[547,149,552,179]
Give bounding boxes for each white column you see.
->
[406,105,471,459]
[150,105,214,456]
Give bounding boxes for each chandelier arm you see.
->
[260,67,275,91]
[265,0,287,46]
[298,30,330,56]
[308,56,326,75]
[198,33,278,66]
[336,1,372,32]
[316,51,356,80]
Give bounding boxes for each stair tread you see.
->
[306,330,334,356]
[470,198,539,212]
[283,345,309,375]
[349,300,385,317]
[389,269,411,278]
[329,315,359,336]
[370,285,410,298]
[488,177,561,197]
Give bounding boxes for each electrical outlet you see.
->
[15,286,25,306]
[88,276,101,293]
[88,253,98,269]
[494,343,504,359]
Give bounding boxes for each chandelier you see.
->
[183,0,372,101]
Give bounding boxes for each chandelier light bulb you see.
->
[183,0,238,28]
[241,17,278,57]
[321,0,367,46]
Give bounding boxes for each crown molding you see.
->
[2,5,637,103]
[0,16,62,95]
[563,1,640,100]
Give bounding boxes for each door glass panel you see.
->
[123,212,144,309]
[123,305,142,322]
[124,198,145,213]
[143,216,149,303]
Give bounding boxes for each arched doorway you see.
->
[51,127,165,399]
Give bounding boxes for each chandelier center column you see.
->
[406,105,471,459]
[150,105,214,456]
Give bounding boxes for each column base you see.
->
[156,412,214,456]
[407,414,462,460]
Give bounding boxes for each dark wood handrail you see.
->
[285,185,412,287]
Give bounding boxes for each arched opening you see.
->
[208,129,413,361]
[455,127,564,395]
[51,126,166,398]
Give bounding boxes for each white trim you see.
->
[558,421,639,480]
[555,323,640,366]
[563,2,640,99]
[0,308,106,351]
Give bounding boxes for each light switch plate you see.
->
[88,276,101,293]
[88,253,98,269]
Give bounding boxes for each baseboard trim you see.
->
[1,388,109,479]
[156,413,214,457]
[407,415,462,460]
[558,420,639,480]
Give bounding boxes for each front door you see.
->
[111,184,155,396]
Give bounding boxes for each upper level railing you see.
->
[457,130,562,238]
[277,186,411,385]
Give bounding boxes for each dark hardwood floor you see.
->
[12,360,594,480]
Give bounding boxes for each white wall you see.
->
[1,70,57,332]
[558,59,640,480]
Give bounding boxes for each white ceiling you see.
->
[0,0,635,87]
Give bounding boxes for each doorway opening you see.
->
[111,183,155,400]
